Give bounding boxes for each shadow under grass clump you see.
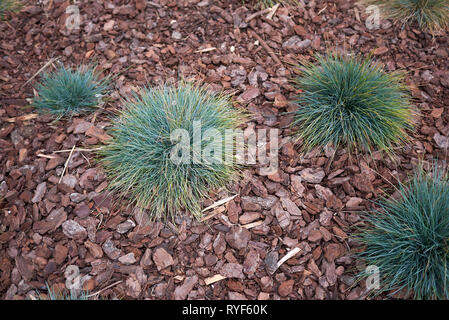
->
[355,165,449,299]
[99,83,246,222]
[291,52,415,155]
[32,65,110,119]
[362,0,449,32]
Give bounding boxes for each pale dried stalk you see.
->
[202,194,237,212]
[205,274,226,285]
[276,247,301,269]
[58,145,76,184]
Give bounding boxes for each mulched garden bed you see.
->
[0,0,448,300]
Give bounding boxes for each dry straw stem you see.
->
[22,57,60,88]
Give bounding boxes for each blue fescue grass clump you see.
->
[98,83,246,221]
[362,0,449,32]
[257,0,299,9]
[355,165,449,299]
[46,288,89,300]
[38,283,90,300]
[32,65,109,118]
[291,53,414,155]
[0,0,21,19]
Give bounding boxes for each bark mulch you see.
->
[0,0,448,300]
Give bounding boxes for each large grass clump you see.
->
[362,0,449,32]
[291,53,414,154]
[355,166,449,299]
[0,0,21,19]
[99,83,246,221]
[32,65,109,118]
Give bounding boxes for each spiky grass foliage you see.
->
[32,65,109,118]
[291,53,414,155]
[362,0,449,32]
[46,289,89,300]
[257,0,299,9]
[355,166,449,299]
[99,83,246,221]
[38,283,90,300]
[0,0,21,19]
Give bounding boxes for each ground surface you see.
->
[0,0,448,300]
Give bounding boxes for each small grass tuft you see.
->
[362,0,449,32]
[36,283,90,300]
[32,65,109,118]
[257,0,299,9]
[98,82,246,221]
[0,0,21,19]
[291,52,414,155]
[355,165,449,299]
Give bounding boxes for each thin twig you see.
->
[5,113,38,123]
[80,152,91,166]
[200,206,225,222]
[248,28,283,67]
[202,194,237,212]
[85,280,123,298]
[242,220,264,229]
[4,20,13,30]
[195,47,216,53]
[58,145,76,184]
[53,147,102,153]
[266,3,280,20]
[276,247,301,269]
[21,57,60,88]
[96,213,104,231]
[148,1,161,8]
[37,153,57,159]
[245,7,272,23]
[318,5,327,15]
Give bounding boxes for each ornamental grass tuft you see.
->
[0,0,21,19]
[257,0,299,9]
[98,83,246,221]
[362,0,449,32]
[32,65,109,118]
[291,52,414,155]
[355,165,449,299]
[44,284,90,300]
